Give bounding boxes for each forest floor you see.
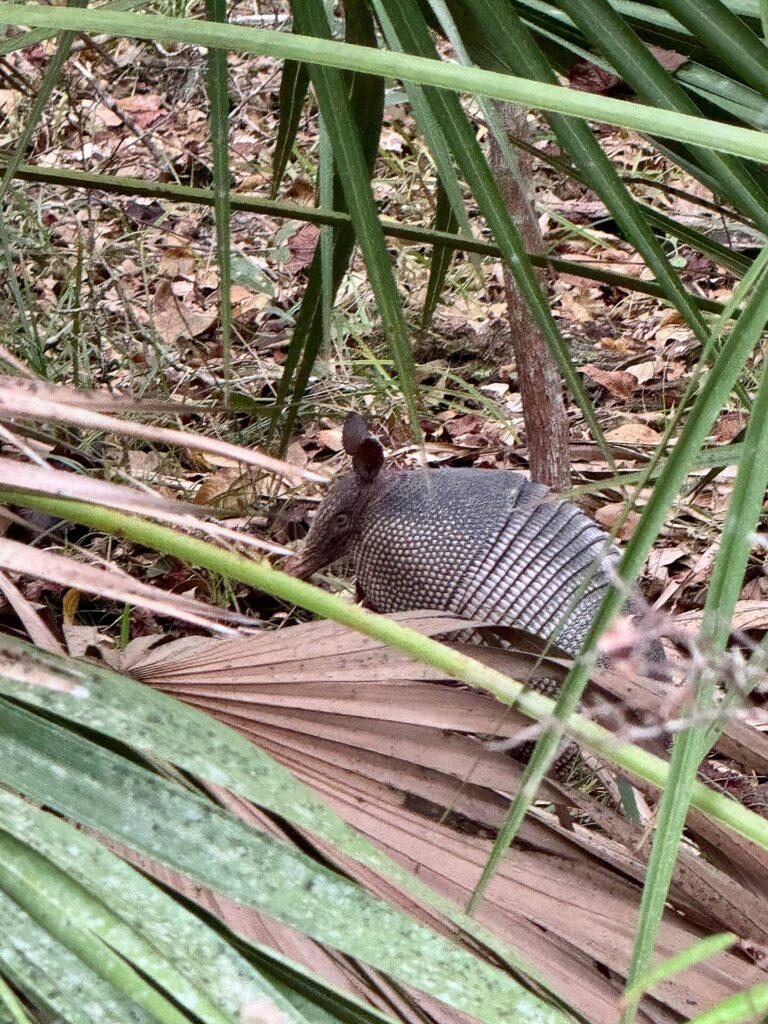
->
[5,9,768,1021]
[1,0,763,640]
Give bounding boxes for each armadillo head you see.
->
[284,413,390,580]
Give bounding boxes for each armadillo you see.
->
[285,413,622,657]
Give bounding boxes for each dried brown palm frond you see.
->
[0,374,324,485]
[122,611,768,1024]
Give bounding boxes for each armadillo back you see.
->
[352,468,617,655]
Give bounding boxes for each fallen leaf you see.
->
[557,288,595,322]
[625,359,659,384]
[287,223,319,273]
[285,176,315,203]
[605,423,663,444]
[62,588,81,625]
[581,364,636,399]
[741,578,768,600]
[285,440,310,468]
[647,546,687,581]
[380,127,409,153]
[89,102,122,128]
[64,623,113,659]
[0,89,21,116]
[599,336,634,353]
[152,281,218,345]
[315,428,344,452]
[649,45,689,73]
[677,600,768,633]
[713,412,746,443]
[595,502,641,539]
[125,199,164,226]
[568,62,621,94]
[133,109,163,129]
[194,471,240,505]
[156,247,195,276]
[118,92,163,113]
[665,360,686,381]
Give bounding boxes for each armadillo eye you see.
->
[335,513,349,529]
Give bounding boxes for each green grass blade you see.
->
[621,933,736,1016]
[566,441,745,499]
[0,789,367,1024]
[676,63,768,129]
[0,834,199,1024]
[426,0,529,287]
[0,888,157,1024]
[374,0,612,464]
[0,0,89,373]
[272,0,385,445]
[420,178,458,333]
[0,974,33,1024]
[512,0,690,34]
[0,0,86,201]
[0,628,568,1008]
[0,155,734,310]
[271,58,311,196]
[319,110,334,363]
[509,3,768,136]
[639,202,752,278]
[206,0,232,392]
[685,982,768,1024]
[619,258,768,1022]
[371,1,486,287]
[0,0,143,56]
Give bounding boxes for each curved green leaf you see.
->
[0,790,385,1024]
[0,699,567,1024]
[557,0,768,234]
[374,0,612,464]
[450,0,713,345]
[274,0,386,446]
[420,178,458,333]
[2,8,768,163]
[658,0,768,99]
[0,888,155,1024]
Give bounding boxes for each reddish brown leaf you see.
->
[568,61,621,94]
[649,45,689,73]
[594,502,641,539]
[152,280,218,345]
[288,223,320,273]
[581,364,637,399]
[713,412,746,443]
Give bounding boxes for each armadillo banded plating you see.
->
[286,414,618,656]
[352,469,615,654]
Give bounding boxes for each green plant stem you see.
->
[2,6,768,162]
[3,488,768,854]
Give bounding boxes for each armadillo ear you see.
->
[352,437,384,484]
[342,412,370,455]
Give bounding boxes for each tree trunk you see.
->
[488,103,571,491]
